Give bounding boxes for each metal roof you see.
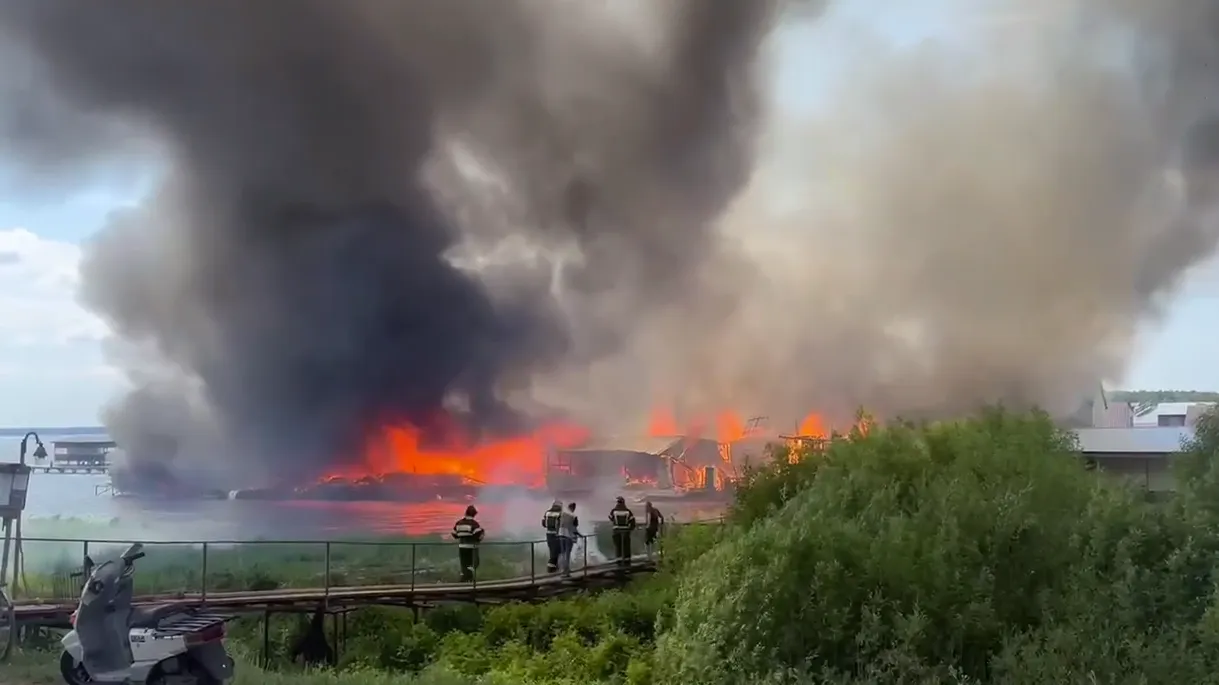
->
[1132,401,1216,426]
[562,436,685,455]
[1073,427,1194,455]
[52,438,117,445]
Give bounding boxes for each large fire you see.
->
[321,416,588,487]
[640,407,840,489]
[322,404,853,493]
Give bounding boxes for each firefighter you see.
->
[608,496,636,566]
[451,504,485,582]
[643,500,665,558]
[542,499,563,573]
[558,501,581,577]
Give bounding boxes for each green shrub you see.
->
[654,408,1219,684]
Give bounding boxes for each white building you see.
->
[1131,401,1217,428]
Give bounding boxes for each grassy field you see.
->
[12,519,644,602]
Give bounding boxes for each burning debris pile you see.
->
[2,0,1219,498]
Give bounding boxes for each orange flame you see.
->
[327,403,858,493]
[647,407,679,437]
[715,411,747,443]
[798,412,828,438]
[324,417,588,488]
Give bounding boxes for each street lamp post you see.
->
[0,431,41,661]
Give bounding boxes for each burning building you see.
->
[547,429,781,501]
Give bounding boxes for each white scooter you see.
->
[59,543,235,685]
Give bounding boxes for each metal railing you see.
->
[12,521,716,603]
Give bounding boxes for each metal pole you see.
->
[410,544,416,592]
[582,536,588,578]
[530,541,536,584]
[330,612,338,665]
[200,542,209,603]
[82,541,90,572]
[323,542,331,600]
[11,518,19,599]
[262,610,270,668]
[0,520,11,590]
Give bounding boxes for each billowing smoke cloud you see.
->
[533,0,1219,430]
[1,0,1218,492]
[0,0,788,488]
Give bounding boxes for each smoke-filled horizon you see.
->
[1,0,1217,490]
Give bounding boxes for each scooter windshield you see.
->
[75,559,136,680]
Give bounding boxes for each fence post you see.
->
[410,544,416,592]
[530,540,536,584]
[582,537,588,578]
[81,540,89,571]
[323,542,331,600]
[200,542,208,603]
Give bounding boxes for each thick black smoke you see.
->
[0,1,786,488]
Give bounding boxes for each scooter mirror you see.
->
[121,543,145,562]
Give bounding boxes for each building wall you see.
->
[1092,398,1134,428]
[1088,453,1173,491]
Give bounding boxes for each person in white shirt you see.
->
[557,501,582,577]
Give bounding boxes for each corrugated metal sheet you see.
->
[1073,426,1194,455]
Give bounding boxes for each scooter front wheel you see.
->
[59,650,92,685]
[147,659,223,685]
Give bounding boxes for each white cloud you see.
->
[0,227,108,345]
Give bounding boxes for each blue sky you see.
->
[0,2,1215,427]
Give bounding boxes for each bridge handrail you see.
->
[16,516,725,546]
[15,517,724,603]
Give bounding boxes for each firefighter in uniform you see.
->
[608,496,637,566]
[542,500,563,573]
[643,500,665,558]
[451,505,485,582]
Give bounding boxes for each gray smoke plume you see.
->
[2,0,1218,492]
[533,0,1219,433]
[0,1,788,488]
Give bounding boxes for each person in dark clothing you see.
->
[608,496,636,566]
[451,505,485,582]
[643,500,665,558]
[290,607,335,667]
[542,500,563,573]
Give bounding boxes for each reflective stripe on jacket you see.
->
[542,510,561,534]
[609,507,636,531]
[452,517,485,549]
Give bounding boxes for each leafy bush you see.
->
[654,408,1219,684]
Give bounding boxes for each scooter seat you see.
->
[129,603,184,629]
